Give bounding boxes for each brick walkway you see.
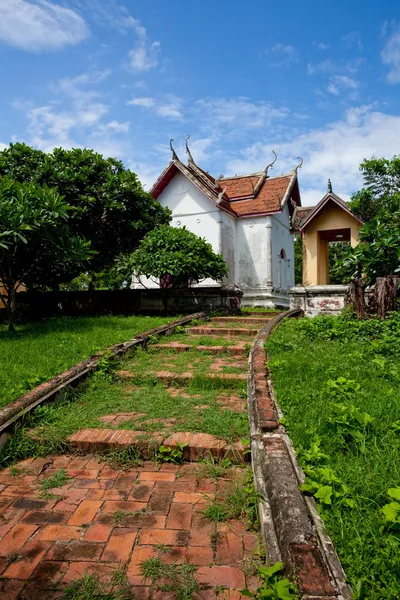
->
[0,312,276,599]
[0,457,259,599]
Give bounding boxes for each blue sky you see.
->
[1,0,400,205]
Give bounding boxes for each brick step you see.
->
[211,316,271,324]
[152,342,248,355]
[67,429,249,463]
[186,327,258,337]
[154,371,247,384]
[241,311,279,317]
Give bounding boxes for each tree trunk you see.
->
[372,276,398,319]
[7,285,17,332]
[345,277,366,319]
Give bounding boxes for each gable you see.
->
[157,170,220,216]
[303,198,362,233]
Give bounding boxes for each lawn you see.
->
[267,312,400,599]
[0,314,174,408]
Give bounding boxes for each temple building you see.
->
[135,139,302,307]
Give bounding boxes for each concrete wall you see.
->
[290,285,348,316]
[303,202,362,286]
[271,204,294,291]
[235,216,269,290]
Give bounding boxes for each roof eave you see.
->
[300,193,363,232]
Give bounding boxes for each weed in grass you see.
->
[203,469,260,530]
[59,569,131,600]
[140,554,204,600]
[267,313,400,598]
[156,443,187,464]
[241,561,299,599]
[38,469,69,499]
[100,446,143,471]
[195,456,234,480]
[8,466,24,477]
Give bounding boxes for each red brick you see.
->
[139,529,190,546]
[128,484,153,502]
[197,566,245,589]
[2,540,50,579]
[216,532,244,566]
[53,488,88,508]
[148,491,173,514]
[85,489,105,500]
[68,500,102,526]
[186,545,213,565]
[63,561,121,583]
[34,525,82,541]
[0,579,25,600]
[0,523,38,556]
[113,476,137,491]
[101,500,147,513]
[84,523,113,543]
[174,492,213,503]
[127,546,157,576]
[46,541,105,562]
[138,471,176,482]
[190,513,215,546]
[102,528,137,562]
[103,489,127,501]
[166,503,192,530]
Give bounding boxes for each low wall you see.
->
[290,285,348,317]
[11,286,243,320]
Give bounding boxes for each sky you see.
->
[1,1,400,205]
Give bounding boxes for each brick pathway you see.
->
[0,457,259,599]
[0,312,276,599]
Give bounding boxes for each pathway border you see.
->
[248,309,352,600]
[0,312,207,449]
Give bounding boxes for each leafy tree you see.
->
[349,156,400,221]
[0,143,171,288]
[0,178,92,330]
[294,235,303,285]
[114,225,228,310]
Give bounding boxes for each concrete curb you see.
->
[248,310,352,600]
[0,312,207,448]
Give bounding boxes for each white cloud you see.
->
[225,105,400,205]
[128,97,156,108]
[342,32,363,51]
[128,95,184,120]
[194,97,288,129]
[307,58,362,76]
[0,0,88,51]
[270,43,299,66]
[97,120,130,134]
[314,42,329,50]
[326,75,359,96]
[381,24,400,84]
[128,19,160,72]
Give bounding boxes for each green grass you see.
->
[0,314,174,408]
[267,313,400,599]
[159,332,250,347]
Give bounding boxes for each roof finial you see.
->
[170,139,179,161]
[185,135,195,165]
[294,156,303,172]
[265,149,277,178]
[327,178,332,193]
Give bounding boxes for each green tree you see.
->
[0,143,171,288]
[349,156,400,221]
[0,178,92,330]
[114,225,228,310]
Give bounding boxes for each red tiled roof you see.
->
[151,159,301,218]
[222,175,292,216]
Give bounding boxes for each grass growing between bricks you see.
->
[0,314,175,408]
[267,312,400,599]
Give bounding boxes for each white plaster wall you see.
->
[235,216,269,289]
[137,171,224,288]
[271,204,294,291]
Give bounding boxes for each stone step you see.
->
[67,428,249,463]
[211,316,271,324]
[151,342,248,355]
[241,311,279,317]
[186,327,258,337]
